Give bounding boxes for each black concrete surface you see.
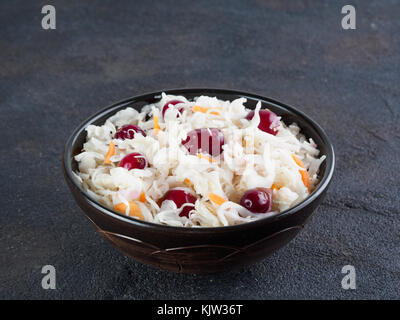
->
[0,0,399,299]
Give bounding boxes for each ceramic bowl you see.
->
[63,88,335,273]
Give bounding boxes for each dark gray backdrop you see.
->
[1,0,399,299]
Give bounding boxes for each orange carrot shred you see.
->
[271,183,280,190]
[104,140,115,164]
[197,153,216,163]
[184,178,195,191]
[153,115,160,133]
[192,105,221,115]
[139,192,146,203]
[208,193,227,205]
[114,202,144,220]
[292,154,311,193]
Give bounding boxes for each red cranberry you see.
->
[246,110,280,135]
[182,128,225,157]
[162,100,184,118]
[115,124,146,140]
[163,189,197,217]
[240,188,272,213]
[119,152,147,170]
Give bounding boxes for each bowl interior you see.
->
[65,88,334,229]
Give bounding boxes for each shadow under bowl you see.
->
[63,88,335,274]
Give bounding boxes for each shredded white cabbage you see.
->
[75,93,325,227]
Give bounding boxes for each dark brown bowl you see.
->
[63,88,335,274]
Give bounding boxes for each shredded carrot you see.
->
[184,178,195,191]
[192,105,221,115]
[292,154,310,192]
[114,202,144,220]
[139,192,146,203]
[197,153,216,163]
[208,193,227,205]
[104,140,115,164]
[153,115,160,133]
[271,183,280,190]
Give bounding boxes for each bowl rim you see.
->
[63,88,335,233]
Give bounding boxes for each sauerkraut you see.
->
[74,93,325,227]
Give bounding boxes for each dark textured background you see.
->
[1,0,399,299]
